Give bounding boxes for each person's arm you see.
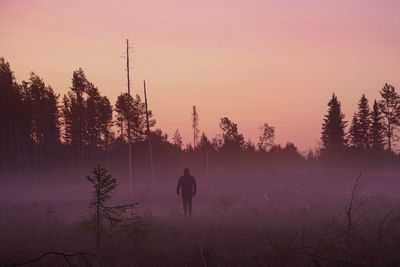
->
[193,177,197,196]
[176,177,181,196]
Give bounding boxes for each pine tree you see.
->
[115,93,155,142]
[63,69,113,172]
[378,83,400,151]
[0,58,31,168]
[370,100,385,151]
[219,117,245,152]
[63,70,112,147]
[321,94,347,156]
[22,72,60,146]
[115,93,132,141]
[85,84,113,148]
[21,73,61,177]
[62,68,88,148]
[98,95,114,148]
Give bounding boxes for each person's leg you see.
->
[182,197,188,217]
[188,197,193,217]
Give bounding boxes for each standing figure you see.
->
[176,168,197,218]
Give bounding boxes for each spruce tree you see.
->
[356,94,371,150]
[370,100,385,151]
[349,113,362,149]
[321,94,347,156]
[86,165,137,252]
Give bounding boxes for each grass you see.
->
[2,173,400,266]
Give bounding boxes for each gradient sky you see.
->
[1,0,400,151]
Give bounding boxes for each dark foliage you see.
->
[378,83,400,152]
[321,94,347,158]
[1,58,400,181]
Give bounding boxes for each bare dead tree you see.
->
[192,105,199,148]
[143,80,155,182]
[125,39,134,192]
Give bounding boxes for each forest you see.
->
[2,56,400,267]
[1,57,399,182]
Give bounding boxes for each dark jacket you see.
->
[176,174,197,198]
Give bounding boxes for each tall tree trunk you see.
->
[144,80,155,182]
[96,186,100,253]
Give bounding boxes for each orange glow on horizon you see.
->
[1,0,400,150]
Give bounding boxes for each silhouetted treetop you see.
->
[172,129,183,149]
[349,113,362,149]
[22,72,60,145]
[218,117,245,153]
[258,123,275,152]
[356,94,371,150]
[378,83,400,152]
[2,56,400,178]
[0,58,31,167]
[63,68,112,148]
[197,133,215,153]
[115,93,155,142]
[370,100,385,152]
[321,93,347,157]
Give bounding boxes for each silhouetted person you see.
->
[176,168,197,218]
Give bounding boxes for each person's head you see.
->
[183,168,190,175]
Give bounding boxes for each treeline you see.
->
[0,57,399,181]
[0,58,163,180]
[320,88,400,162]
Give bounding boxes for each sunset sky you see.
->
[1,0,400,151]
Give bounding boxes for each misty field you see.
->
[1,168,400,267]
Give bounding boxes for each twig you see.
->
[314,214,341,255]
[283,232,298,267]
[378,208,400,246]
[199,242,207,267]
[51,212,66,250]
[346,172,363,263]
[263,241,366,267]
[5,251,101,267]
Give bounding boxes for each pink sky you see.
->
[1,0,400,151]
